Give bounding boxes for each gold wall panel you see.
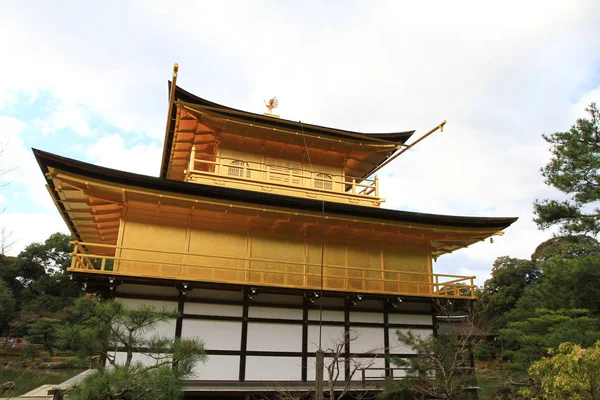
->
[114,217,433,294]
[118,221,187,278]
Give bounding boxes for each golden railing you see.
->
[186,152,379,198]
[70,242,475,299]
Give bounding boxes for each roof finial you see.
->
[264,97,279,114]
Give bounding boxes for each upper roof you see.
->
[35,149,518,257]
[160,84,415,180]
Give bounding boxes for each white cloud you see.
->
[0,118,62,257]
[1,212,67,256]
[34,100,92,136]
[85,134,162,176]
[0,117,55,212]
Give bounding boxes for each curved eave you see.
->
[35,149,518,232]
[161,83,415,179]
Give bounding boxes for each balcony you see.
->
[184,151,382,207]
[69,242,476,299]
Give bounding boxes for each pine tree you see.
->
[534,103,600,235]
[61,295,207,400]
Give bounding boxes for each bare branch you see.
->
[1,227,15,255]
[390,299,485,399]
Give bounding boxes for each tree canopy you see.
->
[478,256,540,330]
[0,232,81,336]
[498,308,600,372]
[524,341,600,400]
[534,103,600,235]
[531,235,600,262]
[0,278,16,333]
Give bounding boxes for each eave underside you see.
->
[35,149,517,258]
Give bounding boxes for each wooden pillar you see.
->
[175,289,185,339]
[383,301,391,377]
[315,349,324,400]
[239,290,250,381]
[344,299,351,381]
[301,301,309,382]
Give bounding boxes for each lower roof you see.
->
[35,149,517,231]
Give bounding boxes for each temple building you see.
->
[34,66,516,398]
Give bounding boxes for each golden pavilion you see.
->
[34,65,516,397]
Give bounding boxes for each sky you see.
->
[0,0,599,285]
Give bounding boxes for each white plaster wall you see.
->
[248,306,302,320]
[308,309,344,322]
[184,302,242,317]
[351,327,385,353]
[181,319,241,351]
[350,357,386,381]
[388,313,432,325]
[190,355,239,380]
[116,284,179,297]
[247,322,301,352]
[307,325,345,352]
[245,356,302,380]
[117,297,178,313]
[186,289,243,301]
[350,311,383,324]
[389,328,433,354]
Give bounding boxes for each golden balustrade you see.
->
[185,152,380,199]
[69,241,475,299]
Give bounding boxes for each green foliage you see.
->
[511,255,600,316]
[479,257,540,330]
[498,309,600,372]
[376,379,414,400]
[60,296,183,366]
[0,254,21,296]
[534,103,600,235]
[21,344,41,361]
[523,341,600,400]
[20,273,82,314]
[25,318,61,356]
[0,279,16,334]
[15,232,73,277]
[1,233,81,335]
[63,296,207,399]
[68,364,183,400]
[531,235,600,262]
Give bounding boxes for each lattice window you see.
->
[267,158,302,184]
[314,173,333,190]
[228,160,251,178]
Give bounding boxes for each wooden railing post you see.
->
[470,277,475,298]
[189,145,196,172]
[361,368,366,388]
[352,178,356,194]
[374,175,379,197]
[70,245,78,270]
